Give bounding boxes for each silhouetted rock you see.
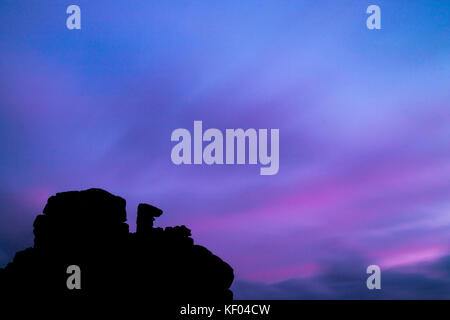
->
[0,188,234,304]
[136,203,162,233]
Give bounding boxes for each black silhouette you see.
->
[0,188,234,304]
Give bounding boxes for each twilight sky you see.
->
[0,1,449,299]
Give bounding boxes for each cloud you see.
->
[233,255,450,299]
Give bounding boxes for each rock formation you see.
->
[0,188,234,303]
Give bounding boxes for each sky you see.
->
[0,1,449,299]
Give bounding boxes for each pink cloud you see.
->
[372,245,448,270]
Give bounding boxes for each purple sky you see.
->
[0,1,449,298]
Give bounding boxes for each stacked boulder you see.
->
[0,188,234,303]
